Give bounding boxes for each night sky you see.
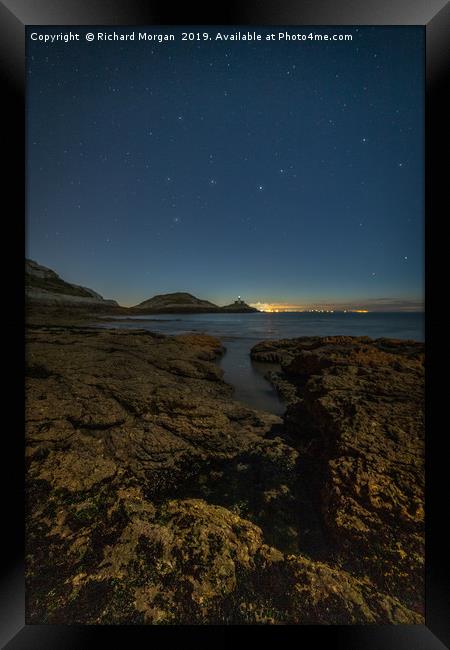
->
[27,26,424,310]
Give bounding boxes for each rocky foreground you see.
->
[26,326,424,625]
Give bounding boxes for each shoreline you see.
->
[25,308,424,624]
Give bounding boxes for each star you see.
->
[257,185,264,191]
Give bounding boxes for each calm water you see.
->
[99,312,424,414]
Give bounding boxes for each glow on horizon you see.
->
[251,302,306,313]
[249,301,422,313]
[251,302,339,313]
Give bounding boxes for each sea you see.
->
[99,311,424,415]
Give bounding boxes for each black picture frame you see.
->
[1,0,448,647]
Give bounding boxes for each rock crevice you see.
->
[26,328,424,624]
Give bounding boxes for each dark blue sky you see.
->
[27,26,424,310]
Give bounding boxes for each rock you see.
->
[26,259,118,307]
[26,326,423,624]
[278,555,422,624]
[26,486,420,625]
[26,326,297,623]
[220,300,258,313]
[132,293,259,313]
[251,335,424,614]
[133,292,219,313]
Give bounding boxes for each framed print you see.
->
[1,0,448,647]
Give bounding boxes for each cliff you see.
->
[25,259,119,307]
